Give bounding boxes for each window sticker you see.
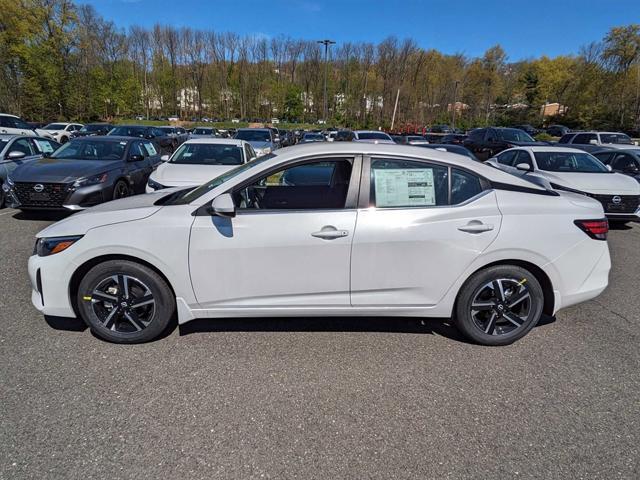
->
[34,139,54,154]
[374,168,435,207]
[144,143,157,156]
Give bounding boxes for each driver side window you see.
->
[232,159,353,210]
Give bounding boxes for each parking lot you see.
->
[0,209,637,479]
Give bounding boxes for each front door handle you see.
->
[311,226,349,240]
[458,222,494,234]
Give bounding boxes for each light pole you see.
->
[451,80,460,129]
[317,39,335,122]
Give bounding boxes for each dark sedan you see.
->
[4,136,161,211]
[416,144,479,161]
[592,148,640,183]
[73,123,113,138]
[108,125,176,154]
[463,127,548,161]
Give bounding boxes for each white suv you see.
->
[39,122,84,144]
[0,114,40,136]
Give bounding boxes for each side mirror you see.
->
[7,150,26,159]
[209,193,235,218]
[606,165,613,172]
[129,154,144,162]
[515,163,533,172]
[145,134,154,139]
[160,154,170,162]
[589,139,598,145]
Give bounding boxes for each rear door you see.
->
[350,156,501,307]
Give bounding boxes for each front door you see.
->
[189,156,360,309]
[351,156,501,307]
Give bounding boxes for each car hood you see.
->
[150,162,237,186]
[533,171,640,194]
[10,158,122,183]
[36,190,171,238]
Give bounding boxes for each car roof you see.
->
[237,127,270,131]
[0,134,55,141]
[75,135,135,142]
[354,130,390,134]
[507,146,590,154]
[264,143,546,190]
[0,113,20,118]
[183,138,245,146]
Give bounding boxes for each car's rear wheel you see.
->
[112,180,130,200]
[76,260,175,343]
[454,265,544,346]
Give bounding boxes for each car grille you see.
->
[13,182,71,207]
[588,194,640,214]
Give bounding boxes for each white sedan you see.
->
[29,143,610,345]
[486,146,640,222]
[146,138,256,193]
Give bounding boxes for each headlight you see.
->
[147,177,166,190]
[34,235,83,257]
[5,176,14,188]
[73,172,108,188]
[263,147,271,154]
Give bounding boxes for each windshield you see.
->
[159,127,176,134]
[170,154,274,205]
[534,151,608,173]
[51,140,126,160]
[170,143,244,165]
[235,130,271,142]
[357,132,391,140]
[303,133,324,141]
[193,128,213,135]
[81,124,107,132]
[44,123,66,130]
[109,126,147,137]
[497,129,535,142]
[600,133,632,145]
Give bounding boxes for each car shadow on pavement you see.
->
[13,210,73,222]
[45,315,87,332]
[608,221,635,231]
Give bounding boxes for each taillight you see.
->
[574,219,608,240]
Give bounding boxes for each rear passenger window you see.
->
[558,134,573,144]
[451,169,483,204]
[371,159,448,207]
[572,133,597,144]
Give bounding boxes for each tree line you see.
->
[1,0,640,132]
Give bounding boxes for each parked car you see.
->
[417,144,478,161]
[463,127,548,161]
[39,122,84,144]
[334,130,355,142]
[158,126,188,146]
[0,135,61,207]
[107,125,175,154]
[545,125,570,137]
[592,149,640,184]
[513,125,539,136]
[429,125,453,134]
[299,132,326,144]
[440,134,467,145]
[146,139,256,193]
[4,136,162,211]
[234,128,277,156]
[352,130,395,144]
[558,131,638,152]
[73,123,113,138]
[28,143,611,345]
[393,135,429,145]
[190,127,218,138]
[486,146,640,222]
[0,113,50,137]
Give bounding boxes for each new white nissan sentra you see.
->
[28,143,611,345]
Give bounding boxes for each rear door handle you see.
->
[458,222,494,233]
[311,226,349,240]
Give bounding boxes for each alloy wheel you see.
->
[88,274,155,333]
[470,278,532,336]
[114,182,129,199]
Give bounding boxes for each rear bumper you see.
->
[605,211,639,221]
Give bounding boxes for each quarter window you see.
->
[451,168,483,204]
[233,159,353,210]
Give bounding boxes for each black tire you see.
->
[112,180,130,200]
[454,265,544,346]
[76,260,175,343]
[0,182,5,209]
[60,136,68,144]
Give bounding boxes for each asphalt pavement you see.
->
[1,209,638,479]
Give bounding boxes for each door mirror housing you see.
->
[606,164,613,172]
[7,150,26,159]
[129,154,144,162]
[515,163,533,172]
[160,154,170,162]
[210,193,236,218]
[589,139,599,145]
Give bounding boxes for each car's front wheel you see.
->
[454,265,544,346]
[76,260,175,343]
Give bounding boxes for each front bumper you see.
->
[28,254,77,318]
[6,182,115,210]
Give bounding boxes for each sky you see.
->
[80,0,640,60]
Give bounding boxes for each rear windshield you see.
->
[600,133,633,145]
[235,130,271,142]
[193,128,213,135]
[357,132,391,140]
[109,126,147,137]
[44,123,66,130]
[534,151,608,173]
[496,129,535,142]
